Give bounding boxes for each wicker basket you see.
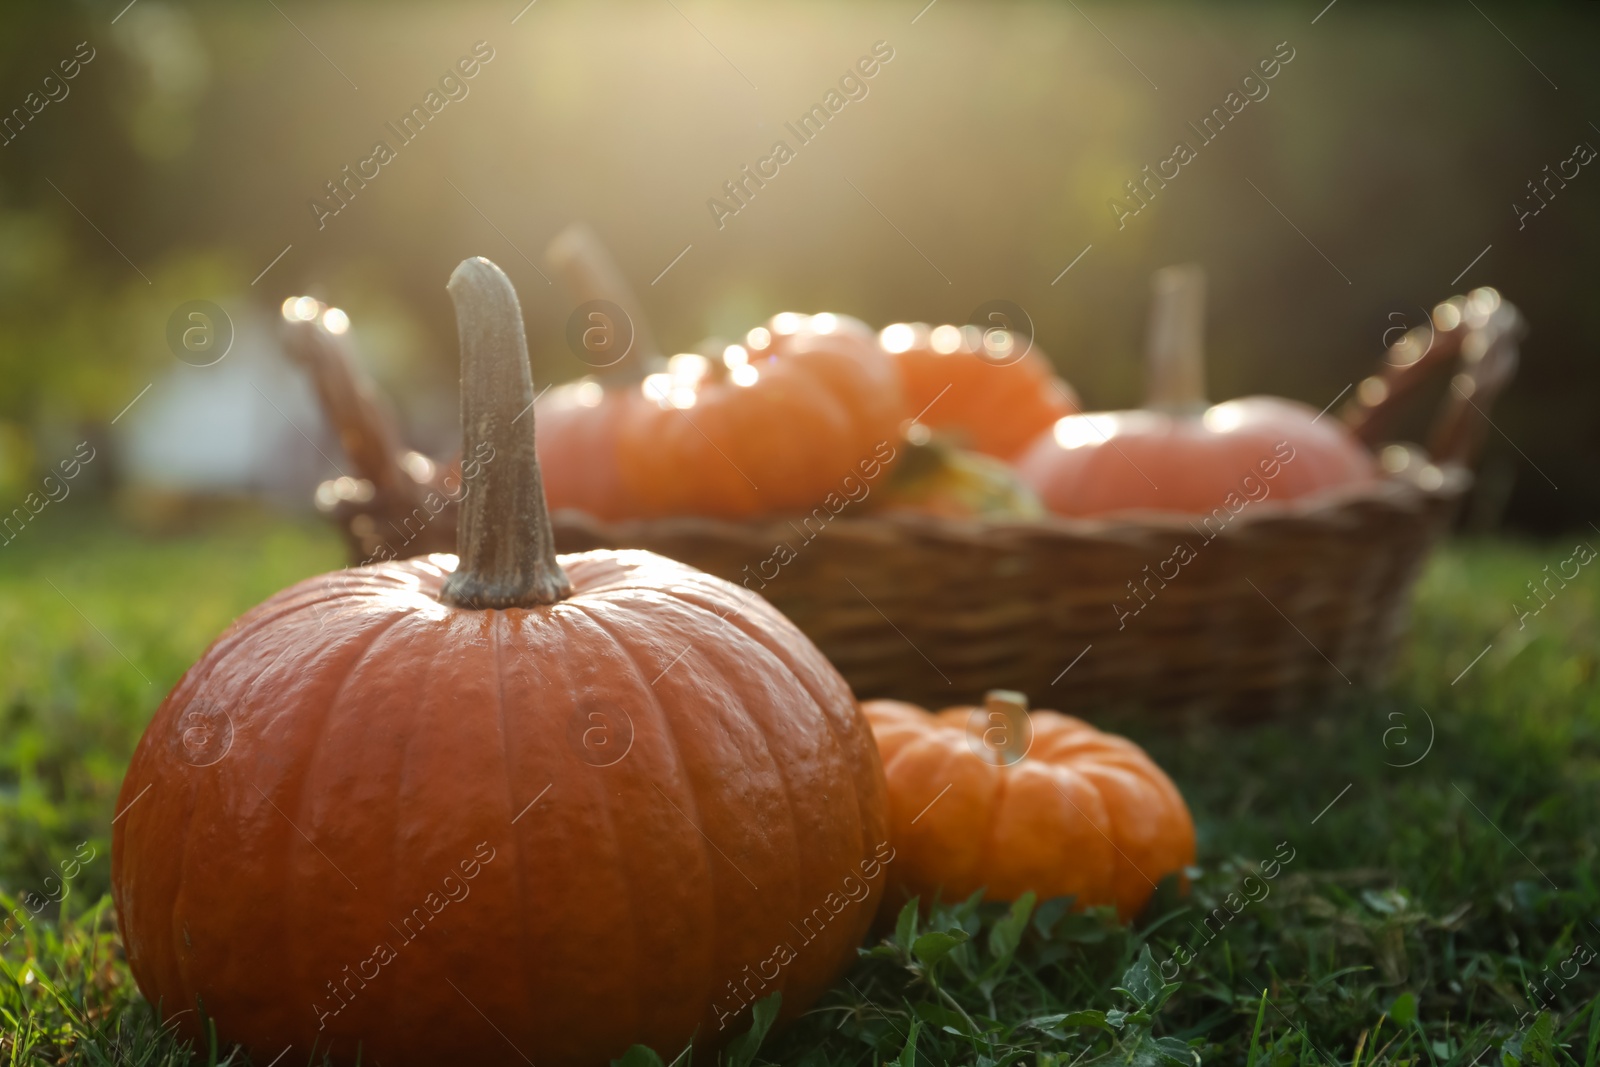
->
[286,285,1521,718]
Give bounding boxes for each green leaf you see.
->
[1055,907,1116,944]
[1246,988,1268,1067]
[912,928,970,968]
[1135,1036,1193,1066]
[1114,945,1177,1010]
[1025,1009,1115,1034]
[1501,1011,1557,1066]
[1388,991,1416,1027]
[914,1000,972,1036]
[979,1054,1033,1067]
[1586,995,1600,1066]
[987,892,1036,962]
[613,1047,667,1067]
[895,1019,922,1067]
[894,898,921,954]
[1031,896,1075,939]
[1135,1034,1199,1066]
[721,991,781,1067]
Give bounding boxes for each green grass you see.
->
[2,511,1597,1065]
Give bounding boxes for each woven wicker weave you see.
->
[286,282,1520,719]
[548,463,1461,714]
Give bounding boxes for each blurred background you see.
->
[2,11,1598,1055]
[0,0,1596,531]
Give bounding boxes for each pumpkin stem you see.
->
[546,222,662,379]
[980,689,1031,766]
[440,257,573,610]
[1144,264,1209,414]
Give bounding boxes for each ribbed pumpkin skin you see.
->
[615,314,904,519]
[1015,396,1375,517]
[883,323,1080,460]
[113,550,889,1067]
[862,700,1193,921]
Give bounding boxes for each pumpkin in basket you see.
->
[529,223,661,521]
[872,426,1045,520]
[1016,265,1374,517]
[533,376,642,520]
[539,224,904,520]
[878,321,1080,460]
[112,258,890,1067]
[614,310,904,519]
[863,691,1193,920]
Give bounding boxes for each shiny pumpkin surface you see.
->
[879,322,1080,460]
[611,312,904,519]
[863,697,1193,920]
[1015,396,1376,517]
[113,550,889,1067]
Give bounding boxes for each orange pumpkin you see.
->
[112,258,890,1067]
[863,691,1194,920]
[612,311,904,518]
[533,377,641,520]
[878,321,1080,460]
[537,227,904,520]
[531,223,659,521]
[1016,266,1374,516]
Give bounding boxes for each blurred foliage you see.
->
[0,510,342,903]
[0,0,1596,525]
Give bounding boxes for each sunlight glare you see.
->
[1201,402,1245,433]
[879,323,915,354]
[1052,413,1119,450]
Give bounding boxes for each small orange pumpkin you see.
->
[113,259,890,1067]
[878,321,1080,460]
[863,691,1194,920]
[1016,266,1374,516]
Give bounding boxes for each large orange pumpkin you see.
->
[878,321,1080,460]
[1015,266,1374,516]
[112,258,890,1067]
[863,691,1193,921]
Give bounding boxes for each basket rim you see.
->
[552,462,1472,550]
